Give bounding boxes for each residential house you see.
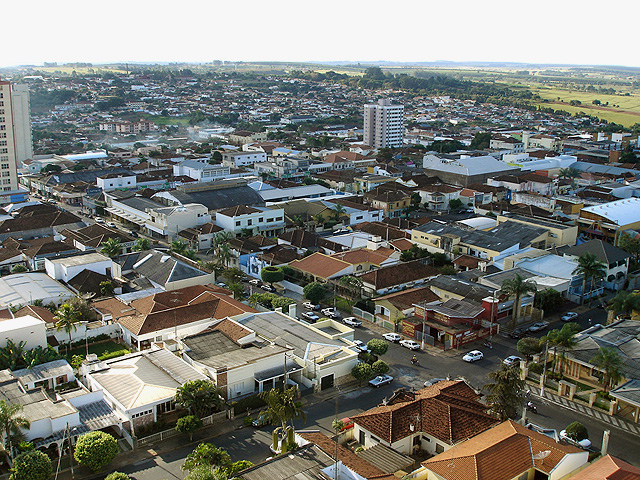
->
[221,151,267,168]
[287,252,353,282]
[416,420,587,480]
[0,315,46,350]
[278,229,348,255]
[373,286,440,330]
[569,455,640,479]
[354,174,397,193]
[0,272,75,308]
[0,204,84,242]
[84,347,207,432]
[96,173,137,192]
[59,223,137,254]
[45,252,113,284]
[228,235,277,274]
[359,260,439,296]
[351,380,498,455]
[152,180,265,213]
[323,151,372,170]
[235,311,359,391]
[495,214,578,247]
[559,239,630,291]
[113,249,215,292]
[215,205,286,237]
[228,130,267,145]
[180,318,295,399]
[177,222,224,251]
[422,154,520,187]
[0,247,25,274]
[364,188,412,218]
[416,183,462,212]
[173,160,231,182]
[323,197,385,225]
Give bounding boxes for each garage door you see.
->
[321,374,334,390]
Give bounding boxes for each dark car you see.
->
[509,328,526,339]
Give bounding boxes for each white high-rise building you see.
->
[363,99,404,149]
[0,80,33,192]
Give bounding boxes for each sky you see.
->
[4,0,639,68]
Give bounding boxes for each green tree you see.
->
[170,239,189,256]
[590,347,624,391]
[303,282,326,304]
[500,274,537,327]
[564,421,588,441]
[259,386,306,434]
[261,266,284,286]
[99,281,114,296]
[100,237,122,258]
[0,340,27,370]
[211,151,223,162]
[339,275,363,300]
[554,324,578,375]
[224,267,246,285]
[54,303,82,353]
[371,360,390,375]
[175,380,225,419]
[618,233,640,265]
[41,164,62,173]
[9,450,52,480]
[572,252,606,305]
[104,473,131,480]
[176,415,202,442]
[533,288,564,313]
[216,243,235,269]
[73,431,118,472]
[517,337,543,359]
[226,460,253,476]
[182,443,231,473]
[366,339,389,356]
[484,363,525,421]
[558,167,581,189]
[0,400,29,462]
[608,290,640,318]
[132,238,151,252]
[470,132,491,150]
[227,283,245,300]
[331,204,347,223]
[184,465,237,480]
[351,362,373,386]
[448,198,463,211]
[10,265,27,274]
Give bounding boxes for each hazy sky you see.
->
[5,0,639,68]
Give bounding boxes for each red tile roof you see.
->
[570,455,640,480]
[352,380,498,444]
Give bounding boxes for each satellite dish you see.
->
[533,450,551,461]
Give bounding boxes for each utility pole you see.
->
[421,302,426,350]
[540,339,550,397]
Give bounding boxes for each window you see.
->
[2,172,9,177]
[0,141,5,146]
[3,179,10,185]
[276,217,283,221]
[258,217,263,223]
[247,219,252,226]
[235,221,241,226]
[1,164,8,169]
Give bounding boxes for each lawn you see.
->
[66,340,130,360]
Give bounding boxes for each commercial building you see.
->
[363,99,404,148]
[0,81,32,193]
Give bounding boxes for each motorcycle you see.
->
[411,356,419,366]
[483,340,493,349]
[526,401,537,414]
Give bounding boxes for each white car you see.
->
[95,217,104,224]
[352,340,368,352]
[529,322,549,332]
[368,374,393,388]
[321,308,340,319]
[462,350,483,363]
[561,312,578,322]
[399,339,420,350]
[559,429,592,449]
[503,355,522,367]
[301,312,320,322]
[343,317,362,327]
[107,222,117,228]
[249,279,261,286]
[382,333,402,342]
[424,378,446,387]
[303,301,319,310]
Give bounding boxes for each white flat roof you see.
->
[0,273,75,307]
[581,198,640,225]
[0,315,44,333]
[47,252,110,267]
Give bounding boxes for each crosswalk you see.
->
[529,384,640,436]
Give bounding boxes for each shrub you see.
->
[371,360,390,375]
[528,362,543,374]
[176,415,203,441]
[105,473,130,480]
[232,394,267,413]
[366,339,389,356]
[565,421,588,441]
[243,416,253,427]
[74,431,118,472]
[10,450,52,480]
[351,362,373,385]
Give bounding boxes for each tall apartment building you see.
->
[363,99,404,148]
[0,80,33,192]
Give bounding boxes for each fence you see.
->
[135,411,229,448]
[353,307,375,323]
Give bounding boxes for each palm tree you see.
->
[170,239,189,256]
[259,386,306,451]
[54,303,81,354]
[331,204,347,223]
[313,213,325,228]
[0,340,26,370]
[0,400,30,461]
[500,274,538,327]
[217,243,235,269]
[132,237,151,252]
[572,252,607,305]
[100,237,122,258]
[339,275,363,300]
[559,167,581,189]
[591,347,624,392]
[554,326,578,376]
[484,363,525,421]
[608,290,640,319]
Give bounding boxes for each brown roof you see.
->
[359,260,439,290]
[297,431,393,480]
[422,420,584,480]
[390,238,414,251]
[330,249,391,266]
[570,455,640,480]
[218,205,262,217]
[354,222,410,241]
[374,286,440,310]
[60,224,134,249]
[453,255,483,268]
[213,318,252,343]
[116,285,257,336]
[14,305,56,324]
[352,380,498,445]
[324,151,371,163]
[288,252,351,280]
[0,210,82,234]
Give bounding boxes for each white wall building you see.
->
[221,151,267,168]
[172,160,230,182]
[363,99,404,148]
[0,315,46,350]
[215,205,285,236]
[45,252,113,284]
[0,81,32,191]
[97,173,137,191]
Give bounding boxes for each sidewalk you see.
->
[527,382,640,437]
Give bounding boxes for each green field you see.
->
[66,340,130,359]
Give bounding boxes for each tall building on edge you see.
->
[363,98,404,149]
[0,80,33,193]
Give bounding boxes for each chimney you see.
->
[601,429,610,456]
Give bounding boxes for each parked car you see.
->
[424,378,446,387]
[399,339,420,350]
[529,322,549,332]
[559,429,592,449]
[129,231,139,238]
[352,340,368,352]
[382,332,402,342]
[107,222,117,228]
[261,284,276,292]
[303,301,319,310]
[301,311,320,322]
[343,317,362,327]
[368,374,393,388]
[503,355,522,367]
[321,307,340,318]
[462,350,483,363]
[561,312,578,322]
[216,282,228,288]
[509,328,526,339]
[249,279,261,286]
[95,217,104,224]
[252,412,271,427]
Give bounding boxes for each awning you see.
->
[254,360,303,382]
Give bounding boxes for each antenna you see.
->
[533,450,551,464]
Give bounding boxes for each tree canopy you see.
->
[9,450,52,480]
[484,363,525,421]
[74,431,118,472]
[175,380,225,419]
[303,282,326,304]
